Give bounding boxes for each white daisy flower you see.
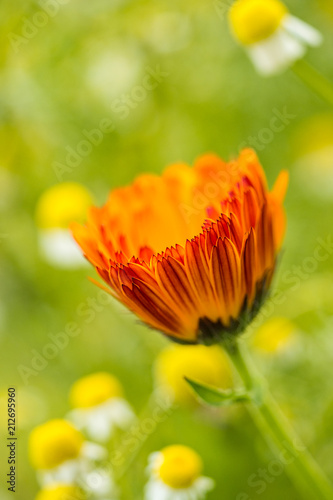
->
[67,372,136,443]
[145,445,214,500]
[85,468,118,498]
[35,182,93,268]
[29,419,108,488]
[228,0,322,76]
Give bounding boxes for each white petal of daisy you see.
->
[145,477,214,500]
[85,469,116,496]
[68,399,135,442]
[103,398,136,429]
[246,28,305,76]
[39,229,87,268]
[68,407,110,441]
[36,442,107,488]
[145,480,173,500]
[87,410,114,442]
[282,15,323,46]
[81,441,108,461]
[37,459,83,486]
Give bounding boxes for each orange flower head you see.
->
[71,149,288,344]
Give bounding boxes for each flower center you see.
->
[70,372,123,408]
[157,445,202,488]
[36,485,83,500]
[29,419,84,469]
[229,0,287,45]
[36,182,93,229]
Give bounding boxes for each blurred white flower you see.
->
[67,372,135,442]
[38,228,86,268]
[29,419,107,488]
[86,45,143,102]
[35,182,93,269]
[229,0,322,76]
[85,469,117,498]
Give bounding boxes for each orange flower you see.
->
[71,149,288,344]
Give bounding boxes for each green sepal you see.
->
[185,377,251,407]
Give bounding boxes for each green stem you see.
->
[291,59,333,107]
[223,338,333,500]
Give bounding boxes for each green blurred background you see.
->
[1,0,333,498]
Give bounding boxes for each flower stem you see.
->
[222,338,333,500]
[291,59,333,107]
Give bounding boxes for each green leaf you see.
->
[185,377,250,407]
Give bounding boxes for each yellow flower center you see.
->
[70,372,124,409]
[229,0,287,45]
[155,344,233,406]
[36,182,93,229]
[252,317,296,353]
[35,485,83,500]
[157,445,203,488]
[29,419,84,470]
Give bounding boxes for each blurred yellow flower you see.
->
[36,182,93,230]
[35,485,83,500]
[230,0,287,45]
[156,445,202,488]
[29,419,84,470]
[155,344,233,406]
[146,445,214,499]
[251,316,296,354]
[70,372,123,409]
[229,0,322,75]
[68,372,135,442]
[35,182,93,268]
